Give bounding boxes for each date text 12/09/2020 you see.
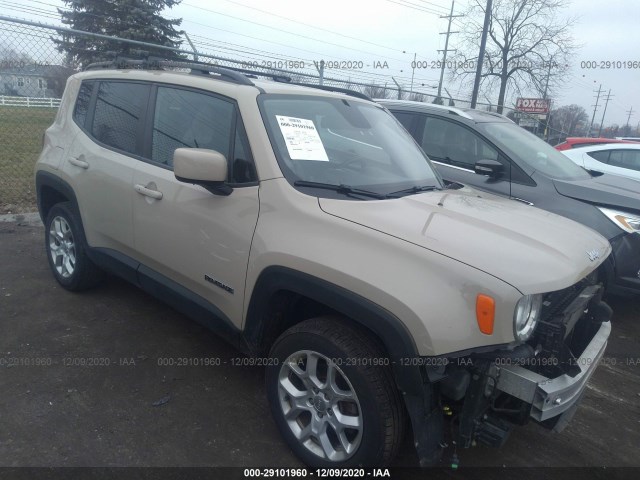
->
[243,468,391,478]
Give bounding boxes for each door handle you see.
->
[68,157,89,169]
[134,184,163,200]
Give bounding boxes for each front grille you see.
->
[539,271,597,322]
[531,272,602,377]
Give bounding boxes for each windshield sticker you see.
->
[276,115,329,161]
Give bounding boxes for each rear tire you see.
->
[266,316,405,467]
[44,202,104,291]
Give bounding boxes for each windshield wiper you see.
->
[294,180,388,199]
[386,185,441,197]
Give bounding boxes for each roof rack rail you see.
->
[211,65,292,83]
[84,57,255,86]
[290,83,372,101]
[83,57,372,101]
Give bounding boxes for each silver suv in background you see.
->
[36,60,612,468]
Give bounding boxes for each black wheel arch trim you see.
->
[35,171,80,222]
[243,266,424,395]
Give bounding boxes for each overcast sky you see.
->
[5,0,639,126]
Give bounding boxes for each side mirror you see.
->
[174,148,232,196]
[474,159,504,178]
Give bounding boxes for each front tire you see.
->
[266,317,405,467]
[44,202,104,291]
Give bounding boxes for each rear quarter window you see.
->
[73,81,94,128]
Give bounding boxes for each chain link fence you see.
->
[0,15,548,217]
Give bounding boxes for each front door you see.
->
[414,115,512,198]
[132,85,259,327]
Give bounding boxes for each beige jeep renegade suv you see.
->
[35,60,613,468]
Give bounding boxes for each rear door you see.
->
[606,149,640,180]
[63,80,150,257]
[131,84,259,327]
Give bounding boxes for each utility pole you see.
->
[625,107,634,134]
[470,0,492,109]
[437,1,464,102]
[589,84,603,137]
[597,89,613,137]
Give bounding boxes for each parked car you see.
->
[554,137,637,151]
[379,99,640,297]
[561,143,640,181]
[36,62,613,468]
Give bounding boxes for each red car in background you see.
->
[555,137,638,151]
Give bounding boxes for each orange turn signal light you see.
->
[476,294,495,335]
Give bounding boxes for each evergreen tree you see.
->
[55,0,184,67]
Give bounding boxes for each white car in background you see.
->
[562,143,640,181]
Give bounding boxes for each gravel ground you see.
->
[1,222,639,478]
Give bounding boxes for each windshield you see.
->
[479,122,591,181]
[260,95,441,195]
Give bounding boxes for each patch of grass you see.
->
[0,106,57,213]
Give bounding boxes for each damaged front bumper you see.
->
[496,318,610,423]
[405,281,612,465]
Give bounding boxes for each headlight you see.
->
[514,294,543,341]
[598,207,640,233]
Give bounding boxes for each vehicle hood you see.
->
[319,187,611,294]
[553,174,640,213]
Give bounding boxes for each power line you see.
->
[0,1,59,20]
[212,0,407,54]
[179,2,408,62]
[415,0,451,11]
[384,0,447,15]
[6,3,441,96]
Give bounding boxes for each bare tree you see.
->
[0,44,33,65]
[549,104,588,137]
[453,0,577,113]
[601,124,619,138]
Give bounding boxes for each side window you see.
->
[391,112,416,132]
[608,150,640,172]
[421,117,498,168]
[151,87,234,168]
[91,81,149,155]
[587,150,611,164]
[73,81,94,128]
[151,87,255,183]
